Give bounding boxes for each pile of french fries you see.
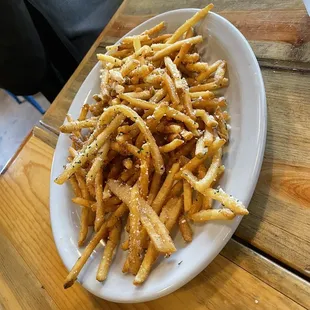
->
[55,3,249,288]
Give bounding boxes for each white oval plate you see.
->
[50,9,266,303]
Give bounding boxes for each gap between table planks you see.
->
[0,135,309,309]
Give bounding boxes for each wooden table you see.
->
[1,0,310,309]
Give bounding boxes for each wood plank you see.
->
[0,225,57,310]
[235,68,310,277]
[0,136,307,309]
[33,125,58,149]
[223,239,310,309]
[121,0,310,65]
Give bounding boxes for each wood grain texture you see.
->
[235,68,310,277]
[0,225,57,310]
[33,125,58,149]
[223,239,310,309]
[0,136,307,309]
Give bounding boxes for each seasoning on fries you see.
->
[56,3,249,288]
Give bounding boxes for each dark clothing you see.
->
[0,0,122,102]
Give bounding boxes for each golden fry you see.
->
[142,21,166,36]
[120,59,140,77]
[108,180,176,254]
[60,118,97,133]
[96,221,122,281]
[159,139,184,153]
[55,114,126,184]
[72,197,96,208]
[97,54,122,66]
[190,208,235,221]
[179,215,193,242]
[147,172,162,205]
[173,42,191,66]
[164,56,183,90]
[166,4,213,43]
[151,36,203,61]
[134,197,182,285]
[162,72,180,107]
[203,188,249,215]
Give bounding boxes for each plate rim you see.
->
[50,8,267,303]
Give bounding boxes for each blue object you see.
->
[5,90,45,114]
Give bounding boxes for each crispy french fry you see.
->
[190,78,228,92]
[96,221,122,281]
[197,60,223,82]
[214,107,229,141]
[179,215,193,242]
[127,185,145,274]
[214,60,227,83]
[133,37,141,52]
[131,65,152,79]
[183,180,192,213]
[108,179,176,254]
[175,137,226,179]
[55,114,126,184]
[186,62,208,72]
[134,196,182,285]
[182,53,200,64]
[97,54,122,66]
[121,239,129,251]
[78,103,90,121]
[86,140,110,185]
[60,118,97,133]
[121,59,140,77]
[203,188,249,215]
[166,4,214,43]
[150,88,167,103]
[190,208,235,221]
[182,148,222,192]
[123,158,133,170]
[152,162,180,213]
[99,104,165,175]
[195,129,213,158]
[174,42,191,66]
[162,72,180,107]
[159,139,184,153]
[119,95,199,135]
[181,90,195,119]
[151,36,203,61]
[64,203,128,288]
[147,172,161,205]
[164,57,183,90]
[75,173,90,246]
[94,166,104,231]
[195,109,217,128]
[192,97,227,110]
[69,175,82,197]
[123,90,152,100]
[185,27,194,39]
[190,91,215,100]
[122,34,150,44]
[72,197,96,208]
[142,21,165,36]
